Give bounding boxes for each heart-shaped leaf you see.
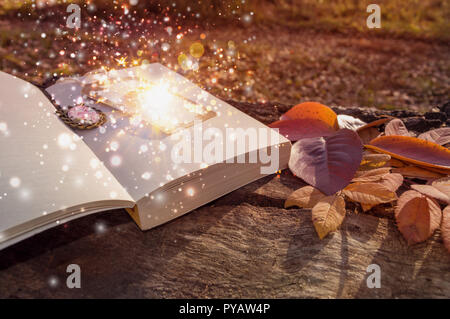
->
[418,128,450,146]
[280,102,339,130]
[367,135,450,173]
[285,186,326,209]
[395,190,442,245]
[288,129,363,195]
[312,194,346,239]
[269,119,336,142]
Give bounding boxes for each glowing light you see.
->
[110,155,122,166]
[115,56,128,67]
[9,177,21,188]
[141,172,151,180]
[186,188,195,197]
[189,42,204,58]
[57,133,72,149]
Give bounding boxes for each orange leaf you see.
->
[312,194,346,239]
[280,102,339,130]
[343,182,397,204]
[441,206,450,254]
[285,186,326,209]
[269,119,336,141]
[356,117,393,132]
[395,190,442,245]
[387,158,406,168]
[367,135,450,173]
[411,184,450,204]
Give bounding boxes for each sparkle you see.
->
[9,177,21,188]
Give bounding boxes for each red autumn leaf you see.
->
[384,118,412,137]
[395,190,442,245]
[279,102,339,130]
[366,135,450,174]
[418,127,450,146]
[288,129,363,196]
[269,119,336,141]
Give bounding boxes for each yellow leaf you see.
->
[285,186,326,209]
[343,182,397,204]
[312,194,346,239]
[359,153,391,171]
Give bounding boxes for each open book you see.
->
[0,64,291,250]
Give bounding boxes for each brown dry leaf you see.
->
[392,166,445,180]
[353,167,391,182]
[358,127,381,145]
[359,153,391,171]
[441,206,450,254]
[411,184,450,204]
[343,182,397,204]
[285,186,326,209]
[361,203,376,212]
[384,118,412,137]
[395,190,442,245]
[418,128,450,146]
[312,194,346,239]
[430,177,450,197]
[380,173,404,192]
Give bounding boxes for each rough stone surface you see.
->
[0,101,449,298]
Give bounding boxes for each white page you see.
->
[47,64,288,201]
[0,72,134,240]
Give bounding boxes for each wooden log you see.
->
[0,102,449,298]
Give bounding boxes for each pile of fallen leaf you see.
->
[270,102,450,253]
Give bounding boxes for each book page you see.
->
[0,72,134,242]
[47,64,288,202]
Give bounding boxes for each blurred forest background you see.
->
[0,0,448,110]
